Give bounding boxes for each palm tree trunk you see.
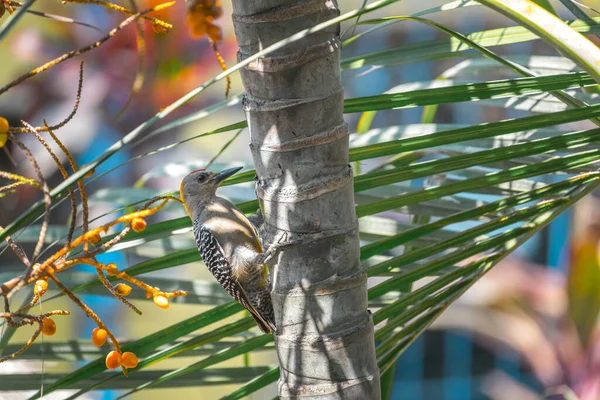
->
[231,1,381,398]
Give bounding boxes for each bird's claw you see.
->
[276,231,289,245]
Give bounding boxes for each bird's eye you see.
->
[196,173,208,183]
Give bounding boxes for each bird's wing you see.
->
[245,212,264,253]
[193,220,273,333]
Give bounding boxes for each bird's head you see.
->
[179,166,243,217]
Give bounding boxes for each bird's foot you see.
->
[256,231,295,265]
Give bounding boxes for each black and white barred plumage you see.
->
[193,219,276,333]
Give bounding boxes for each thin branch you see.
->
[9,63,84,134]
[211,40,231,98]
[0,181,28,194]
[1,227,31,267]
[0,170,41,189]
[45,120,89,245]
[0,324,42,363]
[8,134,51,262]
[1,294,16,328]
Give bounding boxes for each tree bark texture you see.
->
[231,1,381,399]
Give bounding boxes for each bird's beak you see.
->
[212,166,243,185]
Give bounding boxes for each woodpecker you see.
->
[180,166,277,333]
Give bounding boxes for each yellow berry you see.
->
[121,352,138,368]
[106,263,118,275]
[115,284,132,296]
[34,280,48,296]
[41,317,56,336]
[105,351,122,370]
[91,327,107,347]
[88,232,101,245]
[0,118,9,148]
[153,295,170,309]
[130,217,147,233]
[0,117,8,133]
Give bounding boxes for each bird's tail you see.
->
[247,288,276,334]
[250,311,276,334]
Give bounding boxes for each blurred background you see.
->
[1,0,600,399]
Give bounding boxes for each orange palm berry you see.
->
[91,327,107,347]
[105,351,122,370]
[41,317,56,336]
[106,263,118,275]
[121,352,138,368]
[130,217,147,232]
[85,231,102,245]
[115,283,132,296]
[153,295,170,309]
[0,116,8,133]
[0,116,7,146]
[145,291,152,299]
[34,280,48,296]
